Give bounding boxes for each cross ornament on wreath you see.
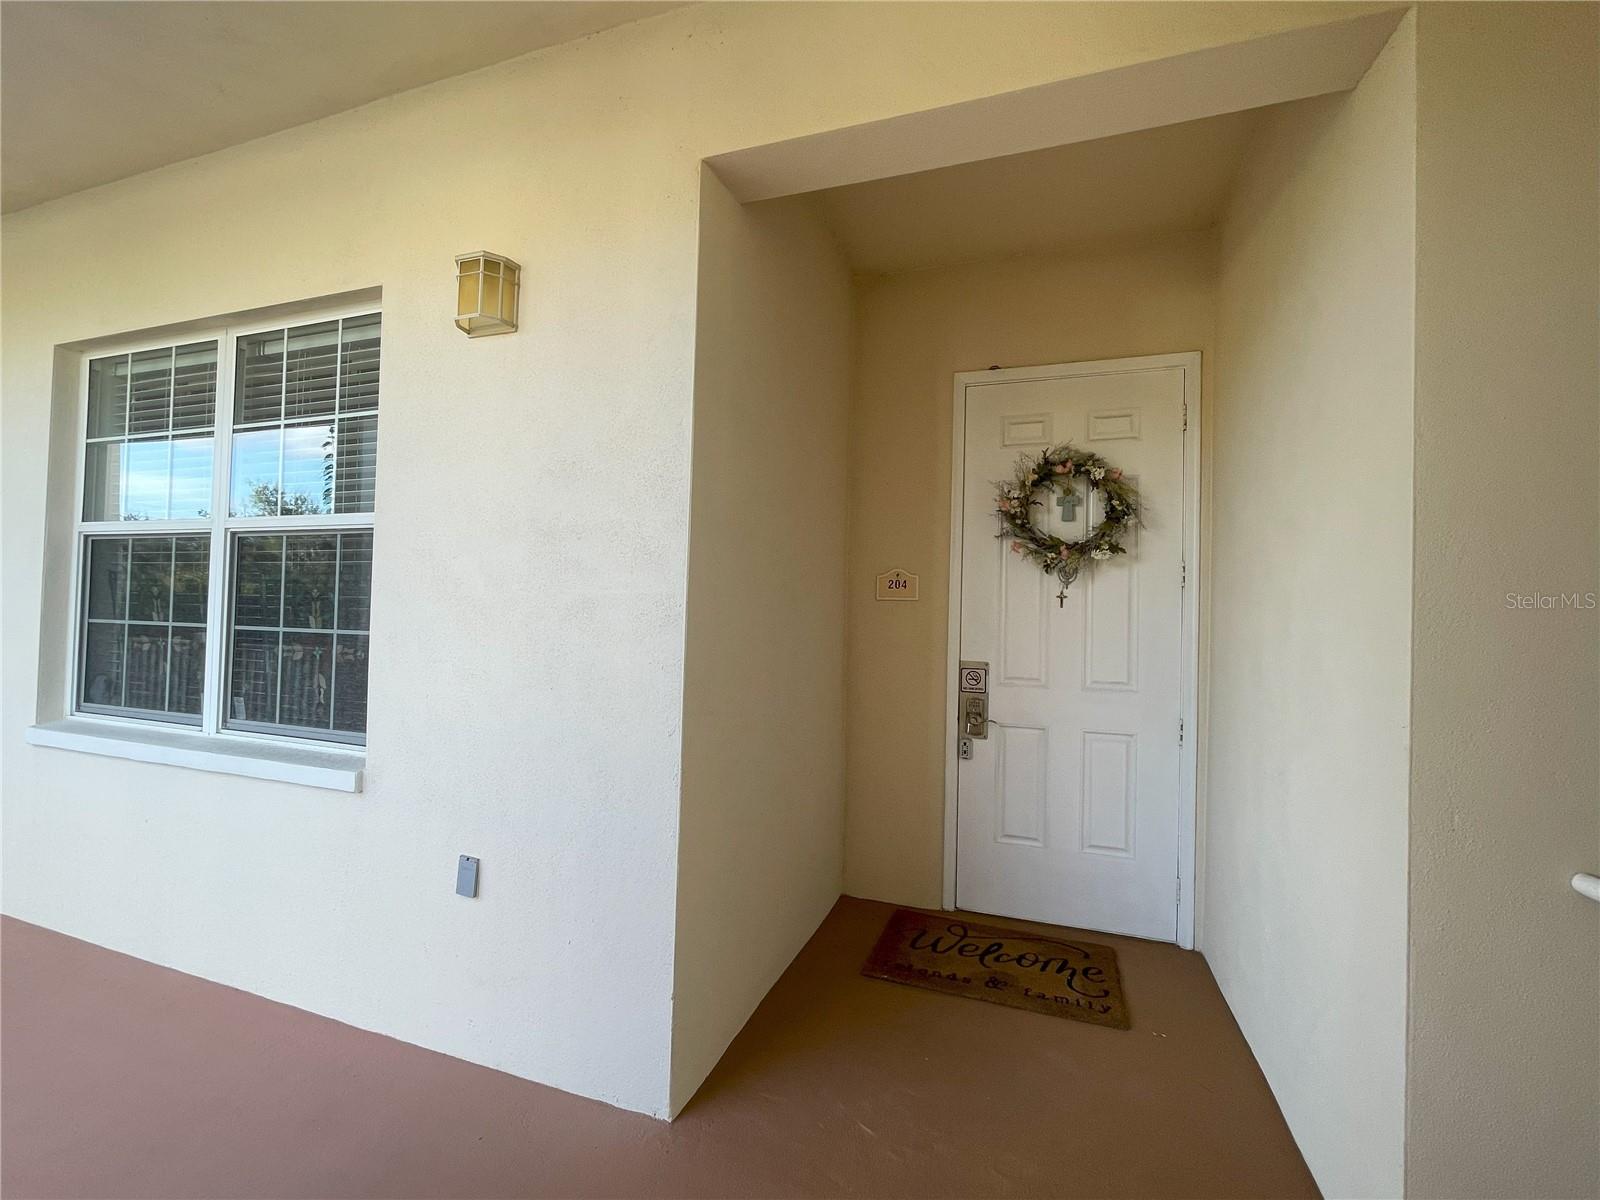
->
[994,443,1141,600]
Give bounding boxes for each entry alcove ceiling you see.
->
[810,107,1269,276]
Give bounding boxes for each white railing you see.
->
[1572,873,1600,904]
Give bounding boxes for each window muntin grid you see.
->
[82,341,218,521]
[225,531,372,743]
[79,534,209,723]
[228,314,380,518]
[71,308,380,747]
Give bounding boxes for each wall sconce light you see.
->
[454,252,520,337]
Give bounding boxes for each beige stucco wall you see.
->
[1206,17,1415,1197]
[6,1,1391,1118]
[672,178,852,1114]
[1407,5,1600,1196]
[844,233,1217,906]
[2,0,1588,1166]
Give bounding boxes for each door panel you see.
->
[955,360,1189,941]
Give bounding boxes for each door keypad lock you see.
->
[962,695,989,736]
[959,660,990,740]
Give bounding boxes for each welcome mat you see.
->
[861,908,1130,1030]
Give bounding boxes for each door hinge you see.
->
[1176,876,1182,903]
[1180,560,1187,589]
[1182,401,1189,432]
[1178,718,1184,746]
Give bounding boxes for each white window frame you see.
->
[65,301,379,754]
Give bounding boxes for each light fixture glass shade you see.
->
[454,252,519,337]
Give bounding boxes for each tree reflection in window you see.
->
[228,531,371,738]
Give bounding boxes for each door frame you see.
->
[943,352,1202,949]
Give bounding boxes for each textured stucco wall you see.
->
[843,234,1217,907]
[672,176,852,1113]
[1207,16,1415,1196]
[1,1,1412,1117]
[1408,5,1600,1195]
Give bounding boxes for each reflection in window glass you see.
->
[82,623,125,707]
[284,322,338,420]
[128,537,173,621]
[82,342,217,523]
[74,316,376,743]
[168,626,207,715]
[334,415,378,513]
[122,439,171,521]
[172,342,218,429]
[280,422,333,515]
[229,427,280,516]
[82,442,124,522]
[235,330,285,425]
[282,535,336,628]
[169,436,214,519]
[227,530,372,740]
[336,532,373,630]
[229,629,279,724]
[79,534,208,722]
[124,625,170,710]
[232,534,283,628]
[85,537,129,620]
[87,356,129,439]
[279,632,333,729]
[339,314,381,411]
[128,347,173,435]
[332,634,369,733]
[229,314,379,517]
[171,537,210,625]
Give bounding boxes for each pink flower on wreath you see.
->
[1011,542,1025,554]
[1052,463,1068,474]
[1109,468,1122,479]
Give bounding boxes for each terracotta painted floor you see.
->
[2,898,1317,1199]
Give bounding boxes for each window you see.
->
[228,531,371,737]
[72,309,380,746]
[79,535,209,721]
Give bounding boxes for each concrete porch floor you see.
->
[1,898,1316,1199]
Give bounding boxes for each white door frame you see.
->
[943,352,1202,949]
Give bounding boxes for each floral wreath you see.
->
[995,443,1140,592]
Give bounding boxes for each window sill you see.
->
[24,719,363,793]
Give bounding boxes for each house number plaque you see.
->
[875,569,919,601]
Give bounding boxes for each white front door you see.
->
[953,354,1195,943]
